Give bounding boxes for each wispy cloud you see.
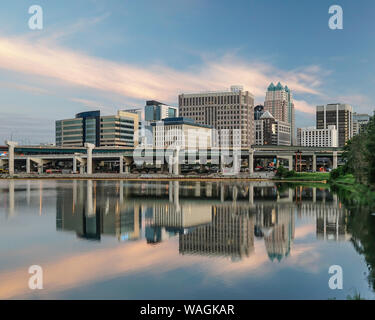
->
[20,13,111,44]
[294,99,316,115]
[0,35,324,114]
[0,111,53,144]
[0,81,49,95]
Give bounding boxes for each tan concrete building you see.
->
[178,86,254,147]
[264,82,295,145]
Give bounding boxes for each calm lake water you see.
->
[0,179,374,300]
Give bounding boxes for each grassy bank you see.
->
[330,173,375,207]
[274,167,330,182]
[278,172,330,181]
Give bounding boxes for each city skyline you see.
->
[1,0,375,144]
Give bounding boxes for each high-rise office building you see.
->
[264,82,295,145]
[254,111,291,146]
[353,112,371,136]
[56,110,139,147]
[316,104,353,147]
[178,85,254,147]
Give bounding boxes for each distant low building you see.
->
[297,125,338,147]
[353,112,371,136]
[56,110,139,147]
[145,100,179,122]
[254,111,291,146]
[151,117,212,150]
[254,105,264,120]
[128,101,179,146]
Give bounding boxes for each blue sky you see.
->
[0,0,374,143]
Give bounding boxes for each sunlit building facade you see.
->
[56,110,139,147]
[264,82,295,145]
[179,85,255,147]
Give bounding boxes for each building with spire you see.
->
[264,82,295,145]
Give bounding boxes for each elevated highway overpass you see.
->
[0,141,343,176]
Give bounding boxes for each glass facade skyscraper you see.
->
[144,100,178,122]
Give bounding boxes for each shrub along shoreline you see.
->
[274,166,330,182]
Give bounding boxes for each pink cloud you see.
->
[0,35,323,114]
[294,99,316,115]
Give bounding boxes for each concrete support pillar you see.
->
[86,180,94,216]
[232,186,238,201]
[168,155,173,174]
[119,156,124,174]
[333,151,338,169]
[169,181,173,203]
[173,181,180,212]
[85,143,95,175]
[26,180,31,205]
[205,183,212,197]
[194,182,201,197]
[120,181,124,205]
[73,157,77,173]
[73,180,77,211]
[249,184,254,205]
[125,164,130,174]
[233,153,240,174]
[220,184,225,203]
[38,164,43,174]
[249,149,254,175]
[173,149,180,176]
[5,141,18,176]
[287,156,293,171]
[9,180,15,217]
[312,154,317,173]
[26,157,31,174]
[38,181,43,216]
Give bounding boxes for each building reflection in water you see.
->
[56,180,141,242]
[51,180,350,260]
[179,205,255,261]
[145,182,213,244]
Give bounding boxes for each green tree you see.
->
[364,115,375,186]
[340,113,375,187]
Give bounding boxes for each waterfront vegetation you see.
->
[344,200,375,292]
[329,113,375,206]
[275,166,330,181]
